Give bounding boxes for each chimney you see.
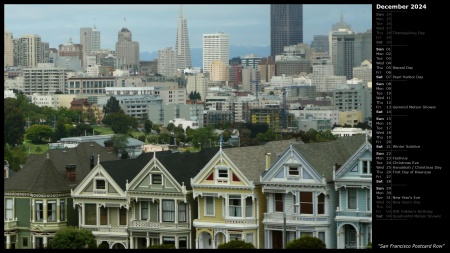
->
[65,164,76,182]
[265,153,271,171]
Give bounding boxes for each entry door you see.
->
[272,231,283,249]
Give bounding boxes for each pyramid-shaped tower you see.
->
[175,5,192,70]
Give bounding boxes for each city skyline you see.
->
[4,4,372,54]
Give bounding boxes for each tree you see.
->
[217,240,256,249]
[49,226,97,249]
[107,134,129,156]
[286,236,326,249]
[188,91,201,101]
[25,124,53,144]
[167,122,175,132]
[4,97,26,147]
[103,96,121,115]
[103,111,137,134]
[144,119,153,135]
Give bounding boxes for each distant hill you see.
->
[140,45,270,68]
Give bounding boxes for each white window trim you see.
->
[347,188,358,210]
[150,173,164,186]
[215,166,229,183]
[360,159,372,175]
[94,177,107,193]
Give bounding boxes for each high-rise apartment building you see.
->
[23,63,68,95]
[270,4,303,57]
[202,32,229,74]
[175,5,192,70]
[14,34,49,68]
[115,27,140,72]
[4,26,14,67]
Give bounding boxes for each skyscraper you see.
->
[175,5,192,70]
[270,4,303,57]
[202,32,229,74]
[80,26,101,56]
[115,27,140,72]
[4,26,14,67]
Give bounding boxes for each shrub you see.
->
[286,236,326,249]
[217,240,256,249]
[147,244,176,249]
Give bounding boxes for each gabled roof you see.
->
[5,142,119,192]
[100,148,219,191]
[223,139,301,185]
[4,153,70,193]
[291,135,367,182]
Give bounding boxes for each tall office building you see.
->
[202,32,229,74]
[80,26,101,56]
[175,5,192,70]
[331,29,372,80]
[4,26,14,67]
[270,4,303,57]
[115,27,140,72]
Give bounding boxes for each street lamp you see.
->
[283,203,299,249]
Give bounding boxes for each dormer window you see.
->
[215,166,229,183]
[96,179,106,190]
[361,160,372,175]
[151,174,162,185]
[288,166,299,176]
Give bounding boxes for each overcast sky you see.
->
[4,4,372,53]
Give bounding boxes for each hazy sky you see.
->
[4,4,372,53]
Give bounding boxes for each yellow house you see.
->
[190,140,297,249]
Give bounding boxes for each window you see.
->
[178,203,187,222]
[141,201,149,220]
[288,166,299,176]
[348,188,357,209]
[205,197,214,216]
[47,201,56,222]
[85,204,97,225]
[275,193,283,212]
[362,160,372,174]
[163,237,175,246]
[100,206,108,225]
[96,179,106,190]
[300,192,313,214]
[367,189,371,211]
[152,174,162,185]
[119,207,127,225]
[318,232,326,244]
[230,233,242,241]
[22,237,28,248]
[162,200,175,222]
[5,198,13,220]
[245,234,254,245]
[300,231,314,238]
[245,197,253,218]
[318,193,325,214]
[229,195,242,217]
[179,237,187,249]
[36,201,44,221]
[60,200,65,221]
[218,168,228,178]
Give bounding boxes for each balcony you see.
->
[4,218,18,231]
[225,217,257,225]
[129,220,190,230]
[82,226,127,235]
[335,209,372,222]
[263,213,329,225]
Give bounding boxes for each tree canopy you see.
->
[103,96,121,115]
[25,124,53,144]
[4,97,26,147]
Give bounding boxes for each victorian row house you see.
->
[4,135,371,249]
[4,142,119,249]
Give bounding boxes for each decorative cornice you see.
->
[5,192,71,198]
